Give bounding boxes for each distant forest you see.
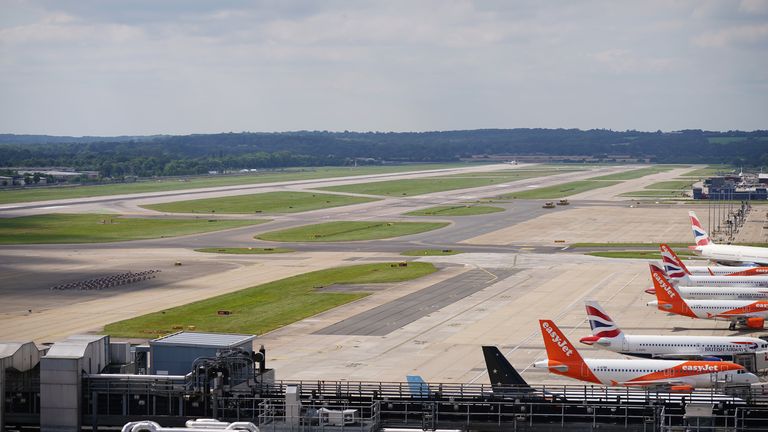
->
[0,129,766,178]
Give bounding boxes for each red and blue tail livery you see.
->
[688,211,711,247]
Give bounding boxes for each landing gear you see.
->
[729,322,736,331]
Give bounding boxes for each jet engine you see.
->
[746,317,765,329]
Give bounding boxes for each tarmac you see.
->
[1,162,766,386]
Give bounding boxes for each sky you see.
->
[0,0,766,136]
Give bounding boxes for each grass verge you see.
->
[644,180,695,190]
[401,249,463,256]
[586,250,696,259]
[321,170,560,196]
[405,205,504,216]
[0,214,267,244]
[0,164,471,205]
[104,262,437,338]
[589,166,678,181]
[257,221,449,242]
[144,191,377,214]
[498,180,621,199]
[570,242,691,248]
[195,247,294,254]
[680,165,732,178]
[620,190,690,198]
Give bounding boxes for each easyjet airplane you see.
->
[581,301,768,360]
[689,211,768,266]
[660,243,768,277]
[660,243,768,286]
[647,263,768,330]
[533,319,757,391]
[645,285,768,301]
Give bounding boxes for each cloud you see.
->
[693,23,768,47]
[590,49,677,74]
[739,0,768,14]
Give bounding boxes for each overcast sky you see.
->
[1,0,766,136]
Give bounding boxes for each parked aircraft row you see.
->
[520,210,768,391]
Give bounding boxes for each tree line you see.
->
[0,129,766,178]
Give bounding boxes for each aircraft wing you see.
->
[611,379,695,392]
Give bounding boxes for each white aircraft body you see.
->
[660,243,768,277]
[659,243,768,288]
[581,301,768,360]
[647,264,768,330]
[688,211,768,266]
[534,319,758,392]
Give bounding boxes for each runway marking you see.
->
[38,205,71,210]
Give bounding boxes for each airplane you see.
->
[647,264,768,330]
[580,300,768,360]
[533,319,758,391]
[645,285,768,301]
[406,375,431,398]
[660,243,768,277]
[482,346,536,395]
[689,211,768,266]
[657,248,768,289]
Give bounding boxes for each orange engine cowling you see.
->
[669,385,694,393]
[746,317,765,329]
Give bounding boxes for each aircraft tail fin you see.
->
[649,263,696,317]
[406,375,430,398]
[689,211,712,246]
[539,320,600,383]
[482,346,531,390]
[660,244,691,278]
[584,300,623,338]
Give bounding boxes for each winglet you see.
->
[539,320,600,383]
[649,263,696,317]
[689,211,712,246]
[660,244,691,277]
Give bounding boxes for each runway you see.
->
[3,162,760,388]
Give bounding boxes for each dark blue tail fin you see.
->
[482,346,531,391]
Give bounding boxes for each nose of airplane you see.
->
[746,372,760,384]
[647,300,658,307]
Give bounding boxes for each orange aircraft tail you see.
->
[538,319,600,384]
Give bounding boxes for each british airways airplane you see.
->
[688,211,768,266]
[533,319,758,392]
[659,243,768,288]
[581,301,768,360]
[660,243,768,277]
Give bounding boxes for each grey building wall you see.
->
[151,341,252,375]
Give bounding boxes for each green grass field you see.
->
[620,190,690,198]
[144,191,377,214]
[104,262,437,338]
[400,249,463,256]
[0,164,471,205]
[589,166,678,181]
[405,205,505,216]
[257,221,449,242]
[680,165,732,178]
[586,250,696,259]
[644,180,695,190]
[570,242,690,248]
[0,214,267,244]
[497,180,621,199]
[321,170,559,197]
[195,247,294,254]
